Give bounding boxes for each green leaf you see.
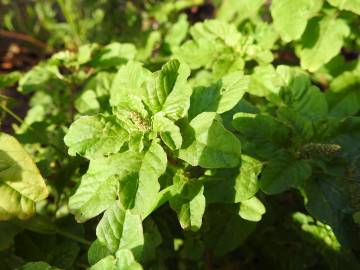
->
[204,155,262,203]
[142,59,192,121]
[170,176,206,232]
[279,71,328,119]
[304,176,350,242]
[299,16,350,72]
[152,113,182,150]
[239,196,266,222]
[142,219,162,263]
[271,0,323,42]
[91,43,137,69]
[327,0,360,15]
[218,0,264,24]
[75,71,115,114]
[88,240,111,266]
[89,249,142,270]
[74,90,100,114]
[20,262,59,270]
[327,70,360,117]
[0,221,23,251]
[165,14,189,51]
[292,212,341,251]
[64,115,129,159]
[96,201,144,255]
[204,205,256,257]
[260,151,312,194]
[18,65,66,94]
[113,95,151,133]
[68,151,142,222]
[126,141,167,217]
[179,112,241,168]
[110,62,153,107]
[247,65,283,97]
[0,133,48,220]
[189,71,249,118]
[0,71,21,88]
[232,112,290,159]
[174,20,241,70]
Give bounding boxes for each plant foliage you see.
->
[1,0,360,269]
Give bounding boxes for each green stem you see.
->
[55,228,92,246]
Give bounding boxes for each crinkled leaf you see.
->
[64,115,129,159]
[96,201,143,255]
[142,59,191,120]
[152,113,182,150]
[110,62,153,107]
[68,151,142,222]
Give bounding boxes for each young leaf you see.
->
[143,59,192,121]
[179,112,242,168]
[64,115,129,159]
[0,133,48,220]
[239,196,266,222]
[299,16,350,72]
[110,62,153,107]
[152,113,183,150]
